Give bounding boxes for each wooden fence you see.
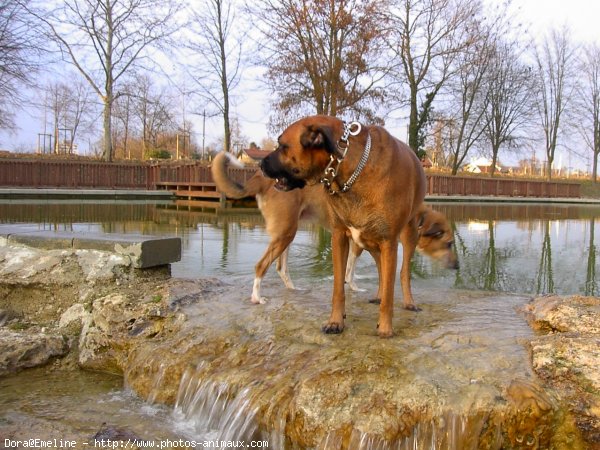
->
[427,175,581,198]
[0,159,581,198]
[0,159,153,189]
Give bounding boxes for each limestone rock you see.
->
[526,295,600,446]
[0,328,69,376]
[524,294,600,334]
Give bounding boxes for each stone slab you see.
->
[73,234,181,269]
[0,226,181,268]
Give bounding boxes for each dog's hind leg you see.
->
[276,246,295,289]
[251,235,296,304]
[345,239,366,292]
[377,240,398,338]
[399,221,421,311]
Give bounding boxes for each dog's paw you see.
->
[403,304,421,312]
[377,328,394,338]
[368,298,381,305]
[321,322,344,334]
[376,322,394,338]
[250,296,267,305]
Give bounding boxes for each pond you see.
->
[0,200,598,297]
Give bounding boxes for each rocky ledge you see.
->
[524,295,600,445]
[1,241,599,448]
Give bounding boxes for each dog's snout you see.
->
[260,153,274,176]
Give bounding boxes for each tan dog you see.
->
[260,115,427,337]
[212,152,458,306]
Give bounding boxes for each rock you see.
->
[0,308,15,326]
[524,294,600,334]
[92,424,145,443]
[75,249,131,282]
[101,286,584,449]
[526,295,600,446]
[59,304,88,329]
[0,328,69,376]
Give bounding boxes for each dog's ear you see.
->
[300,126,337,155]
[422,221,444,237]
[417,207,444,237]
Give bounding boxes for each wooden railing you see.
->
[0,159,154,189]
[0,159,581,198]
[427,175,580,198]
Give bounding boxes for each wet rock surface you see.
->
[1,242,598,448]
[0,328,69,376]
[525,295,600,446]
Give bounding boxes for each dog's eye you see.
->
[433,231,443,238]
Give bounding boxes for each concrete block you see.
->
[8,231,75,250]
[73,234,181,268]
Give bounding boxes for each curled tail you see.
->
[211,152,270,199]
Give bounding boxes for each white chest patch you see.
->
[349,226,364,248]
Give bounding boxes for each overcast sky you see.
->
[2,0,600,170]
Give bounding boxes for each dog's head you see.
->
[416,206,459,270]
[260,116,342,191]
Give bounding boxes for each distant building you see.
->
[463,157,501,174]
[420,156,433,168]
[236,144,272,165]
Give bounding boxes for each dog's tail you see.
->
[211,152,267,198]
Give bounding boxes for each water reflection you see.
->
[1,200,599,296]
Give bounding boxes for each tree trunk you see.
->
[490,144,500,177]
[103,97,113,162]
[593,149,598,183]
[408,90,419,151]
[546,159,553,181]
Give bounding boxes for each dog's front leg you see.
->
[322,228,349,334]
[378,240,398,338]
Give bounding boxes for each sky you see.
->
[2,0,600,170]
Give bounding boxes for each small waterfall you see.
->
[147,362,167,404]
[172,364,262,444]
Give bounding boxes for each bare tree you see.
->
[482,40,535,177]
[0,0,43,130]
[443,18,494,175]
[112,88,134,159]
[186,0,243,153]
[41,78,97,153]
[533,27,577,180]
[386,0,481,156]
[24,0,181,161]
[578,43,600,183]
[131,75,177,156]
[250,0,389,131]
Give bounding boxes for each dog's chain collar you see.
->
[321,121,371,195]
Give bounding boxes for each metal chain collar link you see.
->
[321,121,372,195]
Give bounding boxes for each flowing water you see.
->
[1,200,598,448]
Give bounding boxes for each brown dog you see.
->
[212,151,458,306]
[260,115,427,337]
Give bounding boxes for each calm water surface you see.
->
[1,200,598,296]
